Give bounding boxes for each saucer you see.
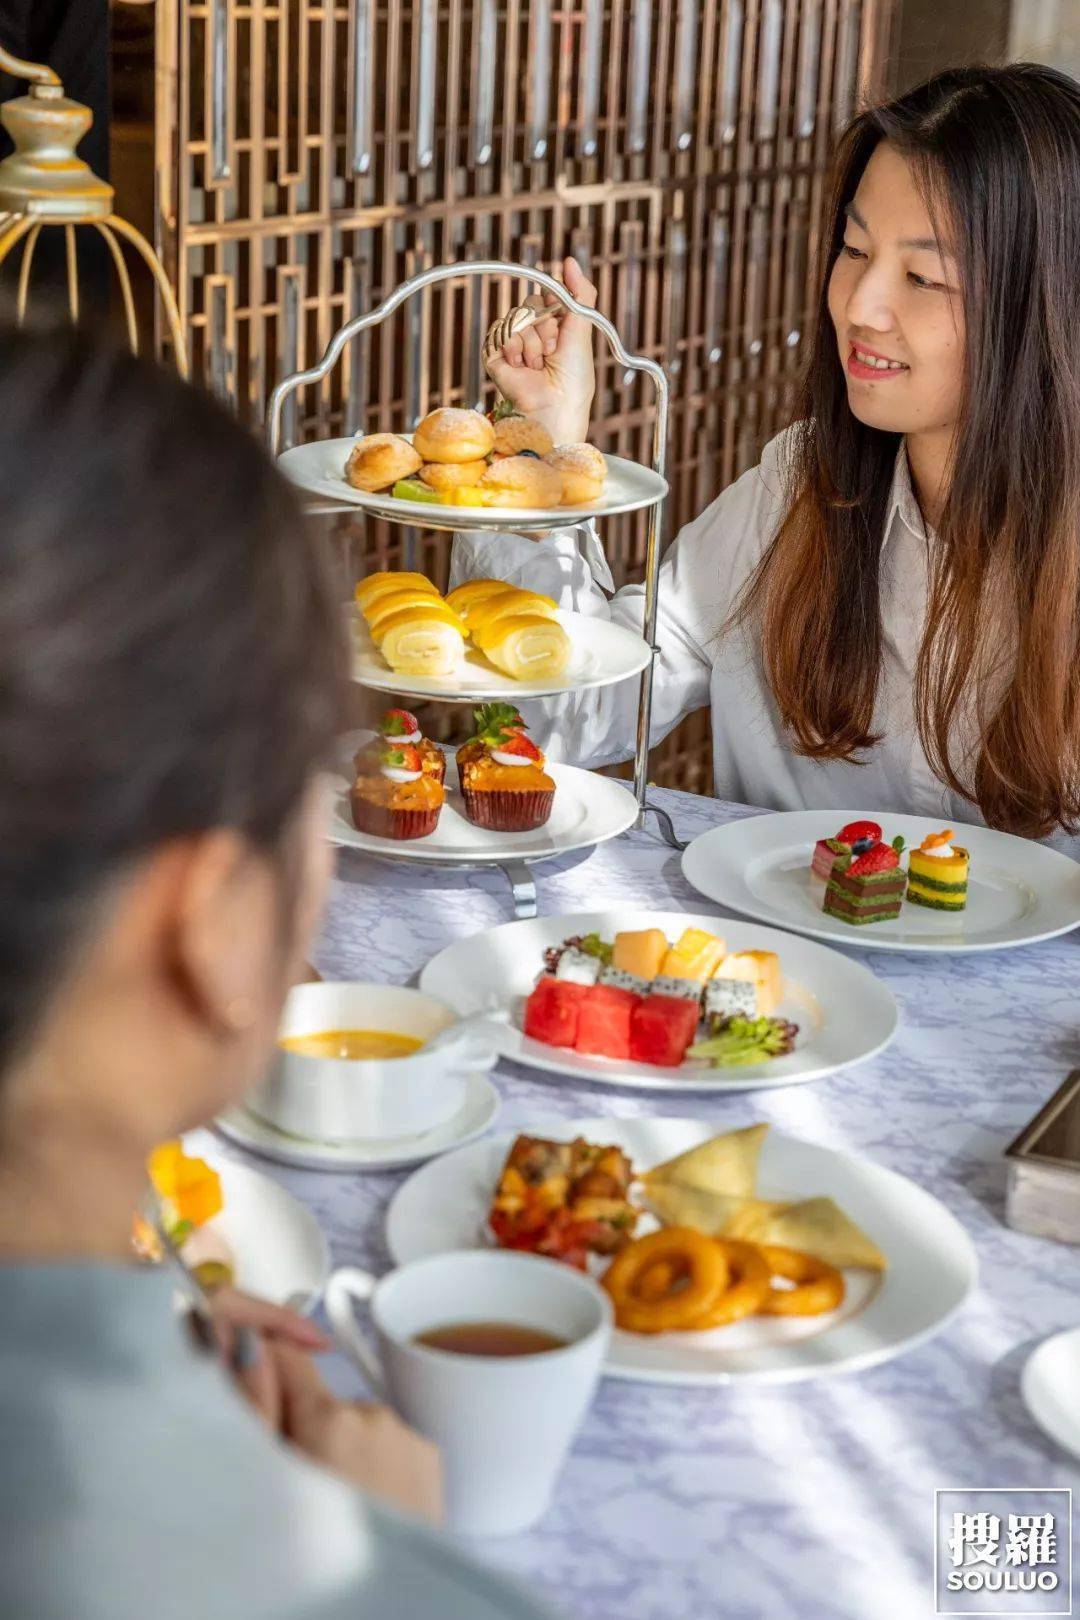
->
[213,1071,500,1172]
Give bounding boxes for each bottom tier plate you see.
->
[328,756,638,865]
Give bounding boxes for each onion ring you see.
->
[602,1228,729,1333]
[686,1239,771,1329]
[757,1244,845,1317]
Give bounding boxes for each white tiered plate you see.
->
[278,437,668,530]
[385,1116,977,1386]
[418,908,897,1091]
[330,758,638,866]
[681,811,1080,955]
[350,607,650,701]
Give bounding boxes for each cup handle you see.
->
[324,1266,387,1399]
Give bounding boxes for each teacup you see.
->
[248,981,495,1143]
[325,1249,612,1535]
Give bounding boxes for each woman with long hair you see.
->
[0,324,555,1620]
[454,63,1080,842]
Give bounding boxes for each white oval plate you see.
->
[418,908,897,1092]
[188,1155,330,1310]
[350,607,650,702]
[213,1071,500,1173]
[330,758,638,866]
[682,811,1080,955]
[1022,1326,1080,1460]
[386,1116,977,1386]
[278,438,667,530]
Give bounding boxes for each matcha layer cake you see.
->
[823,867,907,924]
[822,838,906,925]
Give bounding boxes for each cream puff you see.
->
[492,414,554,459]
[418,459,489,492]
[412,407,495,464]
[345,433,422,492]
[545,443,607,504]
[479,455,563,510]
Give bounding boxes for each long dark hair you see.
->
[737,63,1080,837]
[0,325,344,1069]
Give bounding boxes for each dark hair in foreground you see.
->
[0,325,344,1069]
[738,63,1080,837]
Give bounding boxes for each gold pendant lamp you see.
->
[0,44,187,373]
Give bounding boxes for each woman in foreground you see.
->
[455,64,1080,844]
[0,326,555,1620]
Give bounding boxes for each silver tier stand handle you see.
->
[267,260,684,918]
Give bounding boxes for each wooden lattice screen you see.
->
[132,0,897,792]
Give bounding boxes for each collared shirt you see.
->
[450,427,1072,847]
[0,1262,560,1620]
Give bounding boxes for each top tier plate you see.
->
[278,437,669,531]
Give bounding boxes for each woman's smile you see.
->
[846,341,910,380]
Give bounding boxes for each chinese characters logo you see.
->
[935,1490,1071,1615]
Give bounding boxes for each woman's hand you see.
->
[202,1287,331,1429]
[272,1342,443,1524]
[485,256,598,446]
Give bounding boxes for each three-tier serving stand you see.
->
[268,261,681,918]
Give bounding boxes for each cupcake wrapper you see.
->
[349,794,440,841]
[461,786,554,833]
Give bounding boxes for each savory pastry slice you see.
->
[641,1122,770,1199]
[488,1133,638,1267]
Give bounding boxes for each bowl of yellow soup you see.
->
[249,982,487,1143]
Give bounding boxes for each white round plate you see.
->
[187,1155,330,1311]
[386,1116,977,1385]
[682,811,1080,955]
[213,1071,500,1173]
[350,607,650,702]
[418,908,897,1092]
[1022,1327,1080,1460]
[330,757,637,866]
[278,438,667,531]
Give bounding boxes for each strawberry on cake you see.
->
[822,835,907,925]
[811,819,882,883]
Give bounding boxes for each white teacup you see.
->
[325,1250,612,1536]
[249,982,496,1143]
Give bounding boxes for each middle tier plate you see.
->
[350,606,651,701]
[329,756,639,866]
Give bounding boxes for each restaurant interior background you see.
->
[9,0,1076,792]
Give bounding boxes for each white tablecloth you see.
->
[197,786,1080,1620]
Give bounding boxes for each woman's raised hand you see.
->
[484,256,598,446]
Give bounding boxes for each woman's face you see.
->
[827,141,965,441]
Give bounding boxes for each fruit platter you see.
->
[419,908,898,1092]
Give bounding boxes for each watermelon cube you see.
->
[574,984,640,1059]
[630,994,702,1067]
[524,976,585,1049]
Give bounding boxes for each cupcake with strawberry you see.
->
[350,740,445,840]
[457,702,555,832]
[363,707,446,785]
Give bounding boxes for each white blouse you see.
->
[450,426,1006,831]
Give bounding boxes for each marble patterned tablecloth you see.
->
[194,786,1080,1620]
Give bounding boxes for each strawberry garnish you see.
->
[473,701,526,747]
[380,743,421,771]
[379,708,419,737]
[494,731,541,763]
[847,840,900,876]
[837,819,882,846]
